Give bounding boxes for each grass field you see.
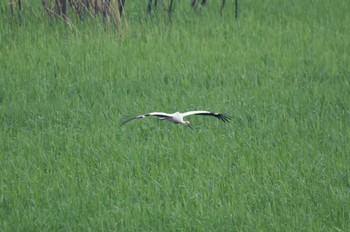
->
[1,0,350,231]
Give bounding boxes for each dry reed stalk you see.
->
[10,0,14,17]
[118,0,128,29]
[18,0,22,11]
[94,0,99,15]
[118,0,125,15]
[54,0,62,16]
[80,0,95,18]
[82,0,89,10]
[41,0,47,15]
[235,0,238,19]
[168,0,173,20]
[111,0,122,30]
[161,0,166,12]
[102,0,110,17]
[61,0,67,19]
[147,0,166,14]
[220,0,225,16]
[147,0,152,13]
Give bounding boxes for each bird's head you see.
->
[184,121,193,130]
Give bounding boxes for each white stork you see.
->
[120,111,231,129]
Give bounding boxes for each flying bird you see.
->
[120,111,231,129]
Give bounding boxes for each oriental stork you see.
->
[120,111,231,129]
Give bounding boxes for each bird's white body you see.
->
[161,112,184,124]
[121,110,231,129]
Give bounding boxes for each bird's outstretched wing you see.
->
[182,111,231,123]
[120,112,172,127]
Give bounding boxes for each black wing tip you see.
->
[119,115,145,127]
[216,113,232,123]
[193,112,232,123]
[120,119,130,127]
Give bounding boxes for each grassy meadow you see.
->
[1,0,350,231]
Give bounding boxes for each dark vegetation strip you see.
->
[8,0,238,21]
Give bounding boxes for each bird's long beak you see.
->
[188,124,193,130]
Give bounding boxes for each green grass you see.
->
[1,0,350,231]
